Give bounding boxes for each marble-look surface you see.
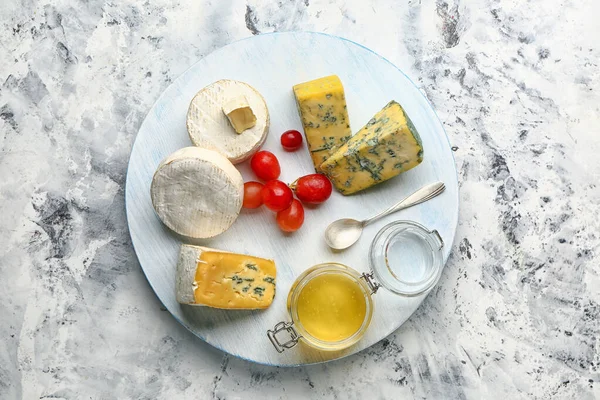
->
[1,0,598,398]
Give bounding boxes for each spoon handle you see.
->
[363,182,446,226]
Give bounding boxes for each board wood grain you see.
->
[125,32,459,366]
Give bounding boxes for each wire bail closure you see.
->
[267,322,300,353]
[360,272,381,294]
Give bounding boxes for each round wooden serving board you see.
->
[125,32,459,366]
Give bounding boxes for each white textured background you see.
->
[1,0,599,398]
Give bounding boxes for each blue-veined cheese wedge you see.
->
[176,244,276,309]
[293,75,352,171]
[320,100,423,195]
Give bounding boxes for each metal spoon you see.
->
[324,182,446,250]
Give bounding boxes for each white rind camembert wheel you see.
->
[186,79,270,164]
[150,147,243,239]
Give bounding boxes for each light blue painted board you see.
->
[125,32,459,366]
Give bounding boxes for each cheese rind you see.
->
[320,101,423,195]
[176,244,276,309]
[222,96,257,134]
[187,80,269,164]
[150,147,243,238]
[293,75,352,171]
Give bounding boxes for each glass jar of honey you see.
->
[267,221,444,353]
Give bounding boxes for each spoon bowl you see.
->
[324,218,365,250]
[324,182,446,250]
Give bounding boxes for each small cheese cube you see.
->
[222,96,257,134]
[176,244,276,309]
[320,101,423,195]
[293,75,352,171]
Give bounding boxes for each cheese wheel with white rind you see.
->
[187,80,269,164]
[150,147,243,238]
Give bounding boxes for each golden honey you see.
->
[269,223,445,353]
[296,272,367,342]
[284,263,374,351]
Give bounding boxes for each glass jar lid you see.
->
[369,221,444,297]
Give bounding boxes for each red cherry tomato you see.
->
[261,180,293,212]
[242,181,264,209]
[280,130,303,151]
[276,199,305,232]
[250,151,281,181]
[291,174,333,204]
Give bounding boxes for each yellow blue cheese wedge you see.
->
[293,75,352,171]
[176,244,276,309]
[320,100,424,195]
